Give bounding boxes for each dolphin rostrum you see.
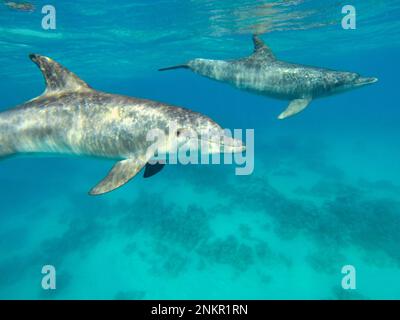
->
[159,35,378,119]
[0,54,245,195]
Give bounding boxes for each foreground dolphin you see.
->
[0,54,245,195]
[159,35,378,119]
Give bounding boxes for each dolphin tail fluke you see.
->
[158,65,189,72]
[278,97,312,120]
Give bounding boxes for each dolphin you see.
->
[159,35,378,119]
[0,54,245,195]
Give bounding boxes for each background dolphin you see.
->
[159,35,378,119]
[0,54,245,195]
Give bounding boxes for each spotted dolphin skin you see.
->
[0,54,245,195]
[159,35,378,119]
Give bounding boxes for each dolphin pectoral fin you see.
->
[143,161,165,178]
[89,158,147,196]
[278,98,312,120]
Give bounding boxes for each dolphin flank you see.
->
[0,54,245,195]
[159,35,378,119]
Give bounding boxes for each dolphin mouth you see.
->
[220,136,246,153]
[199,135,246,154]
[355,77,378,86]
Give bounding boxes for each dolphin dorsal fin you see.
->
[251,34,276,60]
[29,54,92,95]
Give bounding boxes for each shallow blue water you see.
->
[0,0,399,299]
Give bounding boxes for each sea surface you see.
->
[0,0,399,299]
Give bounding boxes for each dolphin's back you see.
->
[0,91,170,159]
[189,58,346,100]
[239,60,341,99]
[0,92,93,157]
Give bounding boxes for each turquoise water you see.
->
[0,0,399,299]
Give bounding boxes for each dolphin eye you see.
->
[176,128,193,139]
